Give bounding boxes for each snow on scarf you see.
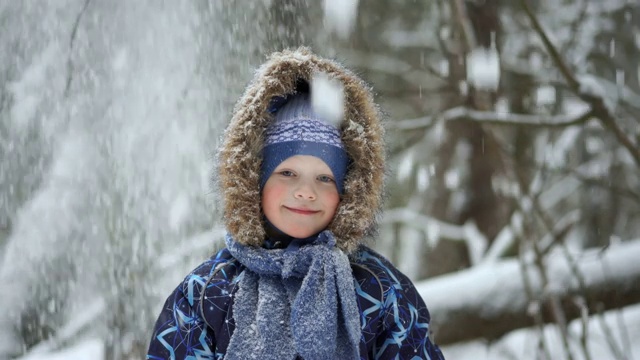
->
[224,230,361,360]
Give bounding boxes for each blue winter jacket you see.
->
[147,246,444,359]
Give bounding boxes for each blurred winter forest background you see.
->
[1,0,639,359]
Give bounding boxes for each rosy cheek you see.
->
[269,182,288,200]
[322,189,340,213]
[262,181,288,208]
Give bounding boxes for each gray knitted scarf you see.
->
[223,231,361,360]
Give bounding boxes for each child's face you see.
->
[262,155,340,239]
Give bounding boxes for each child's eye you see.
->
[317,175,335,183]
[279,170,295,177]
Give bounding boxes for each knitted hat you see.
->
[260,93,349,194]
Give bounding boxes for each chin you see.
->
[283,227,318,239]
[288,231,315,239]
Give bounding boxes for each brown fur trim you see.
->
[218,47,385,254]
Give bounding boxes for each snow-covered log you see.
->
[417,239,640,344]
[442,302,640,359]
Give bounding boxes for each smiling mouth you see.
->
[284,206,319,215]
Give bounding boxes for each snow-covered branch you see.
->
[577,78,640,167]
[577,74,640,112]
[382,208,466,243]
[392,106,594,130]
[519,0,640,167]
[547,165,640,204]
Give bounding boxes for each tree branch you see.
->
[450,0,476,52]
[382,208,466,242]
[434,0,453,58]
[64,0,92,97]
[560,169,640,204]
[392,106,594,130]
[519,0,640,167]
[559,0,590,59]
[518,0,580,90]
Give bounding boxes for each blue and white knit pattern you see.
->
[265,93,344,149]
[264,118,344,149]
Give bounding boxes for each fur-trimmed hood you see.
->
[218,47,385,254]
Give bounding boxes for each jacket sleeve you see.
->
[371,260,446,360]
[146,262,219,360]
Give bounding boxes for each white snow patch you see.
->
[535,85,556,106]
[381,19,436,48]
[495,97,509,114]
[7,44,60,131]
[419,259,524,317]
[397,150,414,182]
[562,98,590,117]
[382,208,466,246]
[463,221,488,265]
[466,47,500,90]
[365,53,412,74]
[322,0,359,39]
[426,220,441,247]
[578,74,607,98]
[0,317,22,357]
[548,126,582,168]
[18,339,104,360]
[9,94,40,129]
[439,59,449,77]
[312,72,344,126]
[416,166,430,192]
[609,39,616,57]
[444,169,460,189]
[529,51,544,70]
[397,226,423,280]
[112,47,129,72]
[481,213,520,263]
[458,80,469,96]
[585,136,604,154]
[112,47,130,89]
[577,74,617,113]
[615,69,625,87]
[428,163,436,176]
[169,192,191,232]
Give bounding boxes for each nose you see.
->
[294,181,317,200]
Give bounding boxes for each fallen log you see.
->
[441,303,640,359]
[416,239,640,345]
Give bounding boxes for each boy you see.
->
[147,48,445,360]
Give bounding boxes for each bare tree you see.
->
[328,0,639,357]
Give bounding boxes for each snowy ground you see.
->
[442,303,640,359]
[17,339,104,360]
